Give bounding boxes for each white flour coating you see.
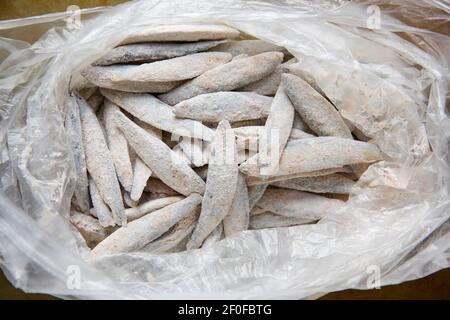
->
[283,74,352,139]
[187,120,238,249]
[86,89,104,113]
[129,119,162,201]
[123,192,138,208]
[66,96,90,213]
[70,212,114,248]
[290,129,315,140]
[114,111,205,196]
[211,39,287,57]
[125,196,184,221]
[247,184,268,210]
[92,194,202,256]
[240,58,296,96]
[231,54,249,61]
[130,157,152,201]
[81,68,181,93]
[271,174,355,194]
[141,206,200,254]
[159,52,284,105]
[240,137,383,178]
[244,167,351,186]
[173,92,273,123]
[103,100,134,192]
[250,212,315,229]
[201,223,224,248]
[249,206,266,216]
[83,52,232,86]
[101,89,214,141]
[79,96,126,226]
[257,82,295,175]
[119,24,240,45]
[256,187,345,220]
[88,178,115,227]
[223,173,250,237]
[94,40,226,65]
[234,126,314,151]
[292,113,311,132]
[283,62,326,96]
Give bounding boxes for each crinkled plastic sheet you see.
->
[0,0,449,299]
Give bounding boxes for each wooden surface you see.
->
[0,0,448,300]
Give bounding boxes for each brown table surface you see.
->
[0,0,448,300]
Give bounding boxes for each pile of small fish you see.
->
[67,24,383,256]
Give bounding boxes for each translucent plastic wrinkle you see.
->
[0,0,448,299]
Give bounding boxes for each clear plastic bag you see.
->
[0,0,449,299]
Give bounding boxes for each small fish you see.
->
[282,73,352,138]
[129,120,161,201]
[114,111,205,196]
[82,71,181,93]
[247,184,268,210]
[82,52,232,90]
[234,126,313,151]
[79,96,126,226]
[94,40,226,65]
[130,157,152,201]
[187,120,238,249]
[88,178,115,227]
[249,212,315,229]
[240,137,382,178]
[119,24,240,45]
[70,212,115,248]
[159,52,284,105]
[231,54,249,61]
[125,196,184,221]
[86,89,104,113]
[201,223,224,248]
[173,92,273,123]
[290,128,315,140]
[92,194,202,256]
[245,167,351,186]
[223,173,250,237]
[123,192,138,208]
[271,174,355,194]
[292,113,311,132]
[65,96,90,213]
[240,58,296,96]
[101,89,214,141]
[141,206,200,254]
[257,82,295,176]
[249,206,266,216]
[103,100,134,192]
[256,187,345,220]
[283,62,326,96]
[211,39,287,57]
